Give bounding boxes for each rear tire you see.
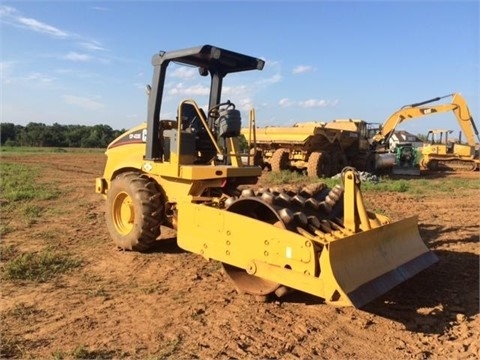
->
[105,172,163,251]
[270,148,290,172]
[307,151,331,177]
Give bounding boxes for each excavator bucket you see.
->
[322,216,438,307]
[176,168,438,308]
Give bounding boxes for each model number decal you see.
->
[129,133,142,140]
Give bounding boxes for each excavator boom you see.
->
[451,93,480,146]
[372,93,479,148]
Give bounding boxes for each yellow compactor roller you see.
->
[95,45,438,308]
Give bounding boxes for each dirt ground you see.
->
[1,152,479,359]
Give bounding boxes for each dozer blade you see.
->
[176,168,438,308]
[323,216,439,308]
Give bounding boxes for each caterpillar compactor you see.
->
[95,45,438,308]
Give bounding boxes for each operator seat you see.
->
[179,103,217,164]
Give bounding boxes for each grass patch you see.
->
[0,163,59,202]
[154,337,182,359]
[0,146,105,154]
[0,336,26,359]
[72,345,91,359]
[33,229,62,241]
[359,179,410,192]
[1,244,19,262]
[0,221,15,236]
[70,344,121,360]
[22,204,43,226]
[2,249,81,282]
[266,170,479,196]
[52,345,121,360]
[5,303,47,322]
[265,170,323,185]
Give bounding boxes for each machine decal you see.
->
[109,129,147,148]
[143,162,153,172]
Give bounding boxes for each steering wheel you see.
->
[208,100,235,118]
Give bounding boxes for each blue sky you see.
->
[1,1,478,137]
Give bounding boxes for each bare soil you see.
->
[1,152,479,359]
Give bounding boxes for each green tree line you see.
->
[0,122,126,148]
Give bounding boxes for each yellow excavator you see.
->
[95,45,437,308]
[371,93,480,174]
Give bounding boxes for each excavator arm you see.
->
[371,93,480,148]
[451,93,480,146]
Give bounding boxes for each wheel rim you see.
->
[112,191,134,235]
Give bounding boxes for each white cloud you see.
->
[279,98,338,108]
[168,83,209,96]
[184,84,210,96]
[1,6,107,53]
[292,65,315,75]
[63,95,105,110]
[299,99,339,108]
[222,85,248,97]
[79,41,106,52]
[1,63,56,85]
[0,6,69,38]
[0,5,15,17]
[63,52,92,62]
[279,98,293,107]
[236,97,254,112]
[171,67,197,80]
[17,17,69,38]
[257,73,282,85]
[90,6,109,11]
[24,72,56,83]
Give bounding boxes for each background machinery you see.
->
[242,121,365,177]
[370,92,480,174]
[421,128,479,171]
[95,45,438,308]
[242,117,399,177]
[242,118,387,177]
[244,92,479,177]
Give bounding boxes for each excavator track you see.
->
[222,182,346,297]
[426,159,478,172]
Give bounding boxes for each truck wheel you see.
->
[271,148,289,172]
[307,151,331,178]
[105,172,164,252]
[330,152,347,176]
[364,154,376,173]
